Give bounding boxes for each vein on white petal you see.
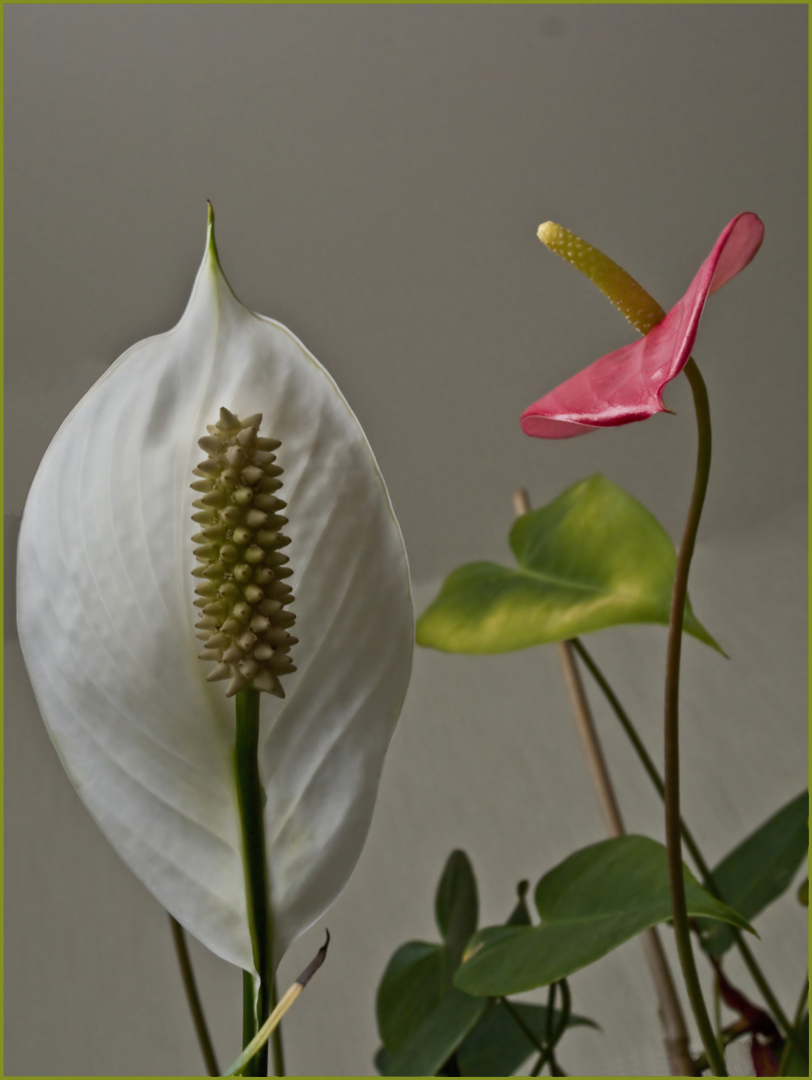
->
[26,497,234,827]
[251,312,395,521]
[266,502,370,728]
[262,526,408,849]
[267,656,406,951]
[30,596,234,844]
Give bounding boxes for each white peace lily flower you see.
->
[17,209,414,975]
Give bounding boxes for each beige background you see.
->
[5,5,807,1076]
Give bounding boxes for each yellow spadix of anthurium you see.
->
[16,207,413,975]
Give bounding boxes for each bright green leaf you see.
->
[455,836,752,997]
[435,850,479,978]
[376,941,444,1053]
[380,988,488,1076]
[456,1000,598,1076]
[698,791,808,956]
[416,475,720,654]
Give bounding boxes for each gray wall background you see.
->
[5,5,807,1076]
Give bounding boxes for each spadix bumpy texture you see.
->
[537,222,667,335]
[17,216,414,975]
[192,408,297,699]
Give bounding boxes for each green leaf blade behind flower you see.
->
[455,837,752,997]
[435,850,479,978]
[16,211,414,975]
[376,941,445,1054]
[698,791,808,957]
[457,1000,598,1077]
[380,988,488,1076]
[416,475,720,654]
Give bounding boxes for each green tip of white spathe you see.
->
[206,200,220,265]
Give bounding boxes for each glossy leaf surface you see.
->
[522,212,764,438]
[376,941,445,1055]
[455,837,752,997]
[380,988,488,1076]
[698,791,808,956]
[417,475,719,654]
[435,850,479,978]
[16,212,414,973]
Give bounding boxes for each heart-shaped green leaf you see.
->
[376,941,445,1055]
[455,836,752,997]
[416,475,720,654]
[697,791,808,956]
[379,987,488,1076]
[456,1000,598,1076]
[435,850,479,978]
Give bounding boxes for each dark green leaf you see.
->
[782,1011,809,1077]
[376,940,444,1052]
[380,988,488,1076]
[455,836,753,997]
[435,850,479,976]
[506,880,532,927]
[456,1000,598,1076]
[374,1046,390,1075]
[416,475,720,654]
[698,791,808,956]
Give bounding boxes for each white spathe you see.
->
[17,214,414,974]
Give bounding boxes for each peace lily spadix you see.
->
[521,212,764,438]
[17,209,414,978]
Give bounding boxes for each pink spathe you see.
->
[521,213,765,439]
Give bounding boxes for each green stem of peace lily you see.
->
[663,357,727,1077]
[570,638,793,1037]
[241,971,258,1075]
[168,915,221,1076]
[270,977,285,1077]
[235,688,282,1077]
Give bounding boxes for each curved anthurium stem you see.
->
[513,487,695,1076]
[664,358,727,1076]
[570,637,792,1036]
[234,689,274,1077]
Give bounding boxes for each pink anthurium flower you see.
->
[521,212,764,439]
